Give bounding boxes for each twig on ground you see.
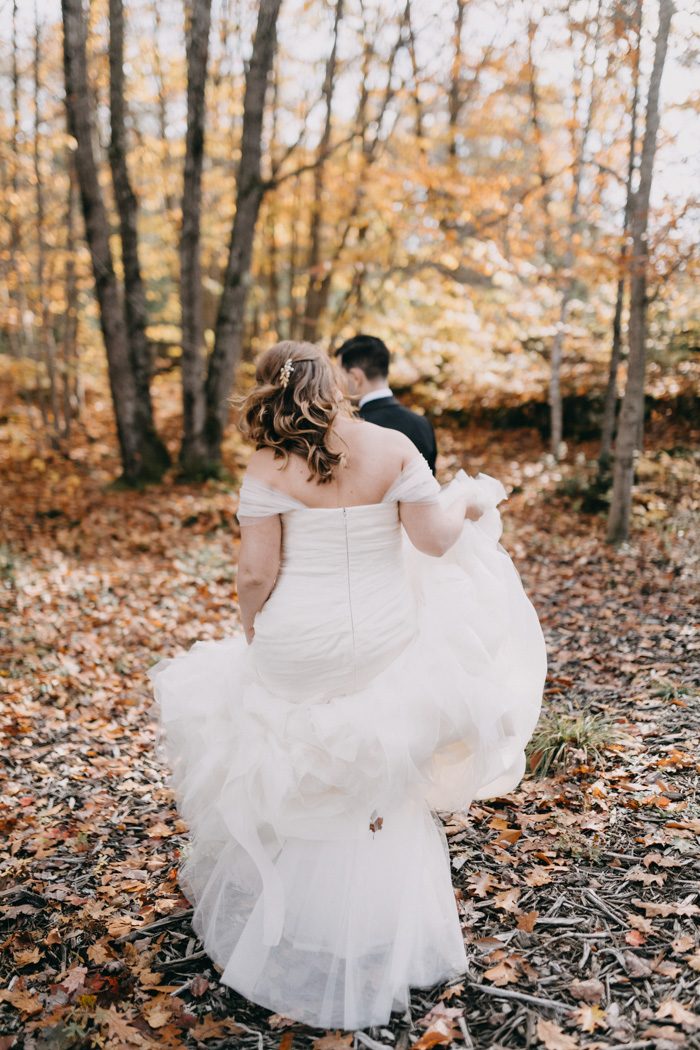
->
[466,982,572,1013]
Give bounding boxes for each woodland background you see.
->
[1,0,699,1047]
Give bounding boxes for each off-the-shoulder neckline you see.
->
[241,456,435,512]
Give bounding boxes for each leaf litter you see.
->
[1,384,699,1048]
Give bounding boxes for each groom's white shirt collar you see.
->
[359,386,393,409]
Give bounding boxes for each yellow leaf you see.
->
[572,1004,608,1033]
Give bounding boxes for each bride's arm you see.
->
[400,493,473,557]
[237,516,282,643]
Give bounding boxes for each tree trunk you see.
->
[33,6,62,441]
[526,20,555,268]
[607,0,673,545]
[301,0,344,343]
[179,0,213,477]
[448,0,467,156]
[62,152,80,435]
[549,1,602,458]
[109,0,169,478]
[152,2,177,215]
[288,174,303,339]
[598,0,642,473]
[203,0,282,468]
[8,0,23,358]
[62,0,144,483]
[405,0,425,140]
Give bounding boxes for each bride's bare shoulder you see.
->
[341,417,414,459]
[246,447,283,482]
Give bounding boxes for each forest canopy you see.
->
[0,0,698,531]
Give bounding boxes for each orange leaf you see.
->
[516,910,538,932]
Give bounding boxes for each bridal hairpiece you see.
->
[279,359,295,388]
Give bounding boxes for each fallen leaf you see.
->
[484,956,520,986]
[569,978,604,1003]
[189,975,209,997]
[147,822,174,839]
[311,1035,353,1050]
[516,910,538,932]
[625,929,647,947]
[87,942,112,965]
[525,867,554,886]
[536,1017,579,1049]
[0,985,43,1017]
[632,898,699,918]
[439,981,465,1001]
[623,952,653,978]
[61,966,88,994]
[468,871,494,897]
[94,1006,147,1045]
[413,1021,460,1050]
[143,997,172,1029]
[655,1000,700,1029]
[12,947,42,966]
[268,1014,299,1030]
[571,1004,607,1033]
[492,887,521,913]
[189,1016,243,1040]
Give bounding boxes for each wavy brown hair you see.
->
[238,342,351,484]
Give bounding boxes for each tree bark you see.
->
[607,0,673,544]
[34,5,62,440]
[405,0,425,140]
[179,0,213,477]
[62,0,143,483]
[151,2,177,215]
[598,0,642,473]
[548,1,602,458]
[448,0,467,156]
[203,0,283,468]
[8,0,24,357]
[62,151,80,435]
[109,0,169,478]
[526,20,555,268]
[301,0,344,343]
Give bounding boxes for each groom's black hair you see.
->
[335,334,390,380]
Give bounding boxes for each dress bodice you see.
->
[237,457,439,699]
[235,458,508,700]
[236,454,440,527]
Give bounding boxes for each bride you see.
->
[150,341,546,1031]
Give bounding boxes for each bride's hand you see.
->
[244,624,255,645]
[465,503,483,521]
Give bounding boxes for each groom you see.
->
[336,334,437,474]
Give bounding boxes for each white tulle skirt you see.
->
[149,478,546,1029]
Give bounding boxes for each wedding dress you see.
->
[149,457,546,1030]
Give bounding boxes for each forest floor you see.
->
[1,373,699,1050]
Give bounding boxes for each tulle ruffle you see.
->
[149,473,545,1029]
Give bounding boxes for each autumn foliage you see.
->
[1,362,699,1046]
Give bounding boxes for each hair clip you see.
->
[279,359,294,388]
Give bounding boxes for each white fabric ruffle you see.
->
[149,471,545,1029]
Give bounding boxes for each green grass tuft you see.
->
[527,710,618,777]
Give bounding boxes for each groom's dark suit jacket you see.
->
[359,396,437,475]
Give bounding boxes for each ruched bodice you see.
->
[254,503,415,699]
